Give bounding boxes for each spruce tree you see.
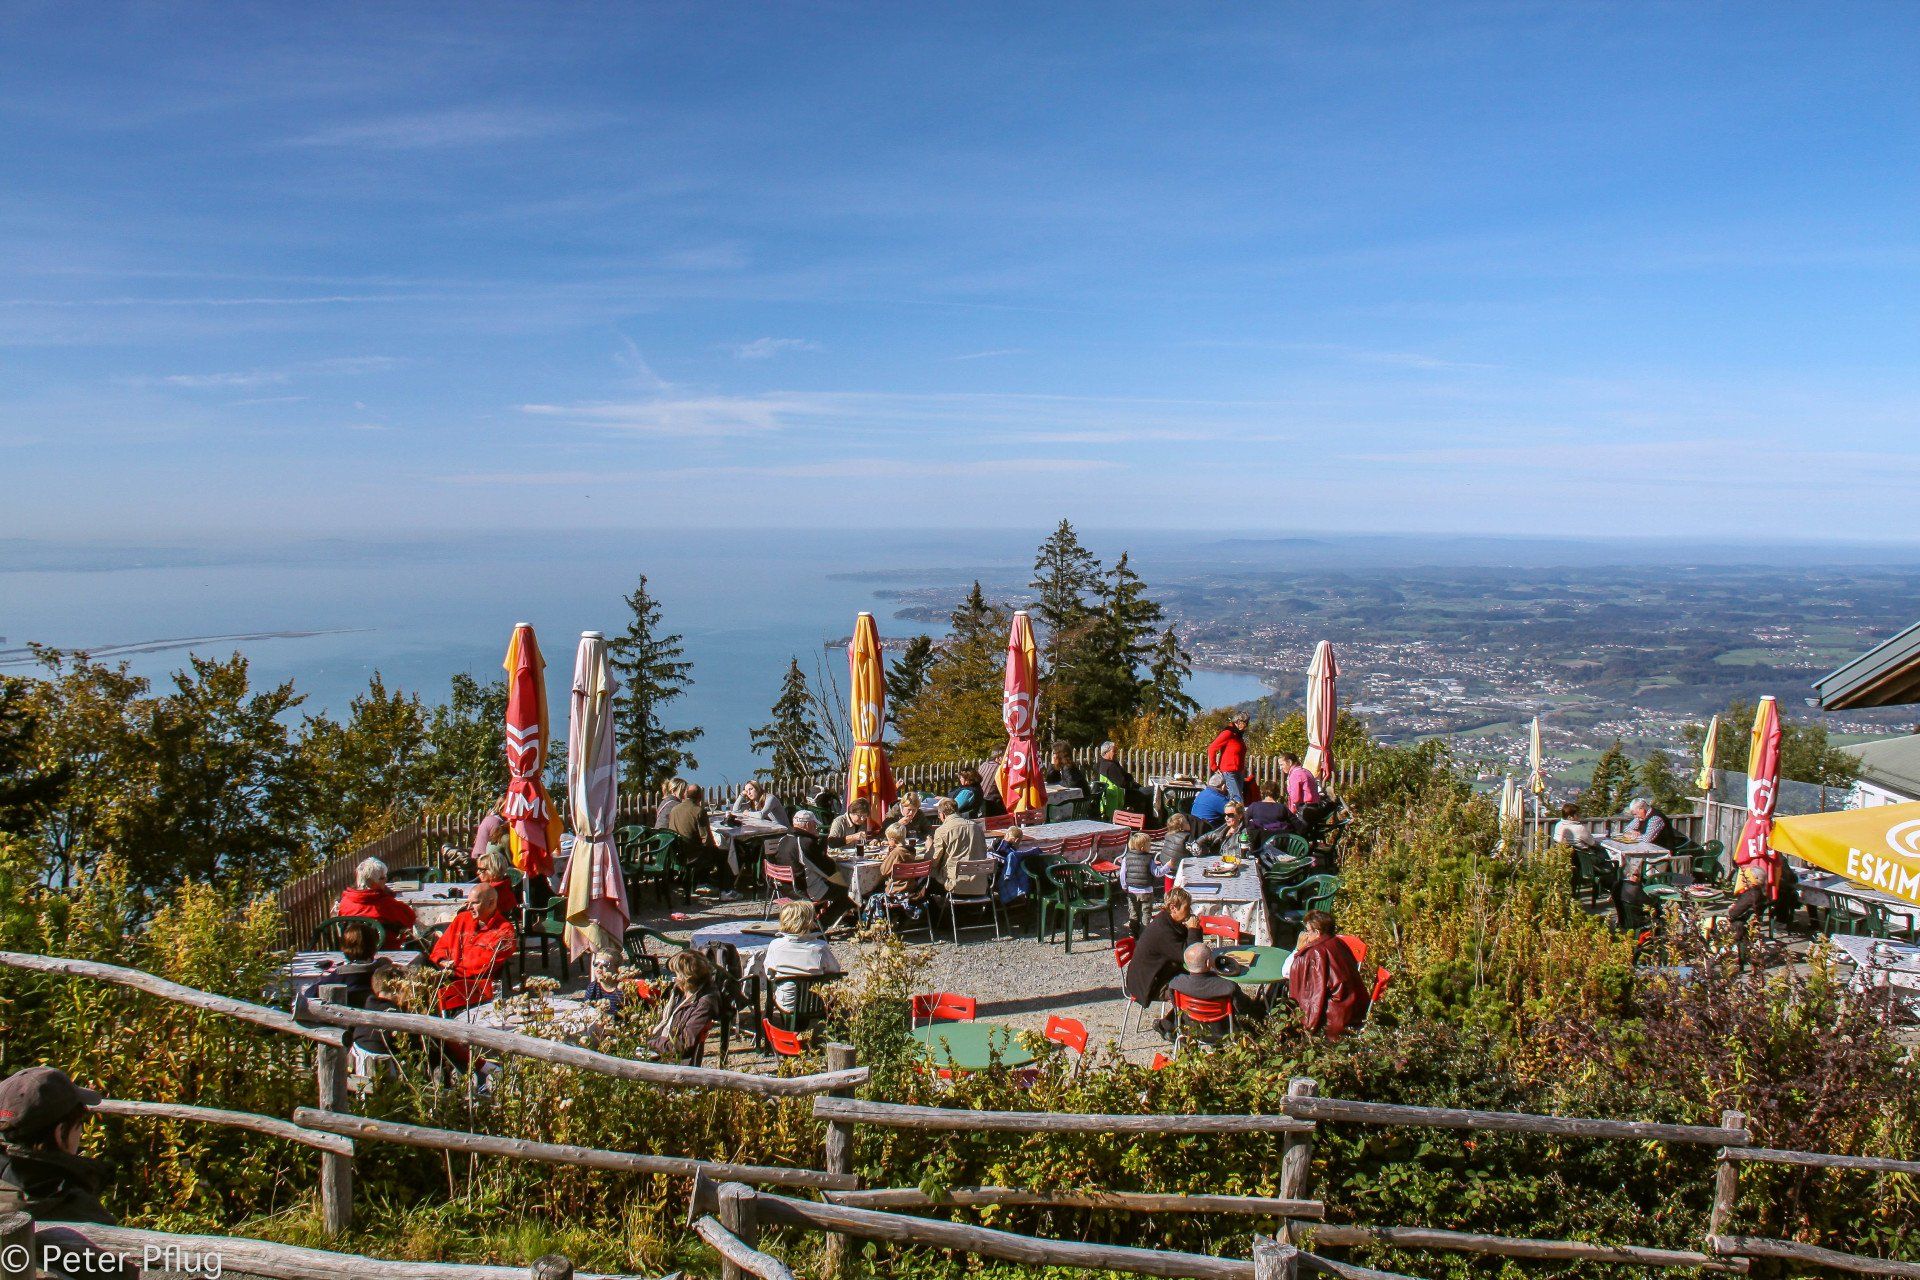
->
[606,574,701,789]
[751,658,829,786]
[1144,627,1201,727]
[1580,738,1636,816]
[885,635,936,728]
[892,584,1012,763]
[1636,749,1689,813]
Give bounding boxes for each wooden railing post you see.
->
[530,1255,573,1280]
[1253,1234,1299,1280]
[1707,1110,1745,1245]
[314,983,354,1237]
[0,1211,34,1280]
[822,1043,858,1278]
[1276,1076,1318,1245]
[717,1182,760,1280]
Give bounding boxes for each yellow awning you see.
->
[1772,803,1920,907]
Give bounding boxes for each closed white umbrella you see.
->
[561,631,630,962]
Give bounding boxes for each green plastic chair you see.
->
[1094,776,1125,822]
[517,898,578,982]
[1274,874,1341,925]
[1025,853,1065,938]
[633,829,689,905]
[1039,863,1118,953]
[309,916,389,950]
[623,924,689,976]
[1572,848,1621,906]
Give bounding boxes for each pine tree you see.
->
[750,658,829,786]
[607,574,701,789]
[1636,749,1689,813]
[1143,627,1201,727]
[1029,520,1102,658]
[885,635,936,729]
[1580,739,1637,816]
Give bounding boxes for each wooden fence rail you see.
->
[95,1099,353,1157]
[0,951,347,1047]
[812,1095,1313,1134]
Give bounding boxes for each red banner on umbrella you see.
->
[999,611,1047,815]
[1735,695,1783,895]
[503,622,561,876]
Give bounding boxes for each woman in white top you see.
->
[762,900,842,1013]
[1551,802,1599,849]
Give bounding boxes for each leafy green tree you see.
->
[1143,627,1200,728]
[885,635,936,730]
[893,582,1012,764]
[1580,739,1637,816]
[1636,749,1690,813]
[0,678,67,837]
[299,673,429,853]
[750,658,830,786]
[607,574,701,789]
[420,673,509,810]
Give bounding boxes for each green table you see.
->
[911,1021,1038,1071]
[1217,946,1291,986]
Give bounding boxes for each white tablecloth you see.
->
[460,995,604,1036]
[1796,868,1920,932]
[400,883,480,928]
[711,815,789,874]
[1175,859,1272,945]
[284,950,420,981]
[1019,819,1128,853]
[1827,935,1920,1000]
[839,856,886,903]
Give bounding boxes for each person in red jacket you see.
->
[428,883,518,1013]
[333,858,418,943]
[1287,909,1370,1039]
[1206,714,1251,803]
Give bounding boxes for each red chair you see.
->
[1058,833,1098,863]
[1043,1015,1088,1055]
[1113,936,1149,1038]
[1338,934,1369,966]
[1197,915,1243,942]
[761,1018,806,1058]
[1169,989,1235,1049]
[882,859,936,939]
[910,992,977,1026]
[984,813,1018,834]
[1114,810,1146,830]
[761,858,801,918]
[1370,967,1392,1004]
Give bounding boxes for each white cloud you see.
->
[152,356,402,390]
[284,108,579,150]
[948,348,1027,361]
[439,457,1120,486]
[726,337,821,360]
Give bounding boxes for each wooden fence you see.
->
[277,748,1370,947]
[2,949,1915,1278]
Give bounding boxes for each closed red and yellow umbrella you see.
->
[847,612,897,830]
[502,622,562,876]
[1734,696,1783,894]
[998,610,1047,815]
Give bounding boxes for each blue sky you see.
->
[5,3,1919,539]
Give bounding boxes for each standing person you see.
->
[929,797,986,890]
[1207,715,1251,802]
[0,1066,130,1275]
[776,811,856,930]
[1124,887,1199,1007]
[1118,831,1160,932]
[470,805,509,869]
[1287,910,1370,1039]
[427,883,517,1013]
[333,857,418,941]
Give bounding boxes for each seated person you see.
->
[951,768,986,819]
[827,798,874,847]
[777,810,856,930]
[977,755,1007,818]
[581,953,630,1011]
[1278,751,1333,830]
[1188,775,1230,828]
[1287,909,1371,1040]
[300,918,385,1010]
[664,783,726,888]
[863,822,932,922]
[1123,887,1198,1004]
[1044,742,1090,796]
[1151,814,1195,882]
[1613,860,1656,931]
[648,950,719,1064]
[1244,785,1300,842]
[1623,796,1683,850]
[729,779,790,827]
[1551,802,1599,849]
[473,846,522,920]
[427,883,517,1013]
[0,1066,130,1275]
[987,824,1034,901]
[1155,942,1266,1040]
[1196,802,1259,858]
[653,778,688,827]
[333,856,418,940]
[349,964,417,1062]
[1118,831,1160,930]
[1094,740,1153,814]
[929,797,986,890]
[763,901,844,1024]
[892,790,936,841]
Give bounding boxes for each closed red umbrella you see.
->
[998,611,1046,815]
[1735,696,1784,895]
[502,622,561,876]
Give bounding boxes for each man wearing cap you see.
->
[0,1066,120,1229]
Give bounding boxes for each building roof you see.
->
[1815,618,1920,710]
[1843,733,1920,799]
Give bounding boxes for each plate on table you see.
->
[1684,884,1721,900]
[1203,862,1237,877]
